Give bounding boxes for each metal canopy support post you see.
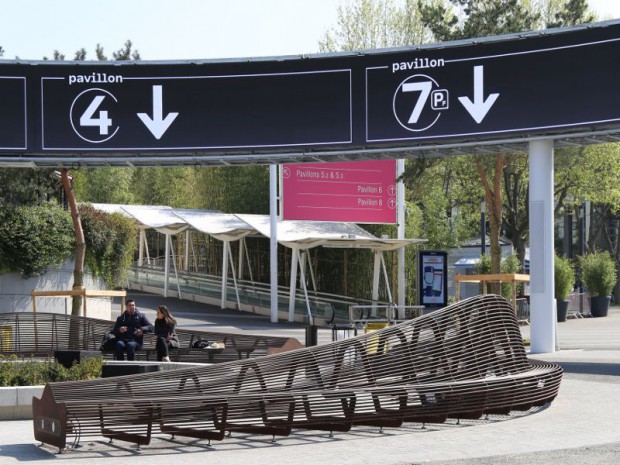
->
[168,234,182,300]
[189,232,197,273]
[270,165,279,323]
[225,240,242,310]
[184,230,190,271]
[529,139,556,354]
[306,250,318,292]
[380,252,393,304]
[372,250,381,302]
[298,250,313,325]
[242,237,254,283]
[144,230,151,264]
[164,232,170,298]
[221,240,229,309]
[397,159,405,308]
[238,238,245,280]
[288,249,313,324]
[138,229,145,267]
[288,247,299,322]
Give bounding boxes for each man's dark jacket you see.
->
[112,310,153,345]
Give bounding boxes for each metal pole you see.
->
[480,198,487,257]
[397,159,406,308]
[578,203,586,313]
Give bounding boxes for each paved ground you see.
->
[1,292,619,464]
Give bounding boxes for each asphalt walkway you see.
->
[1,292,619,464]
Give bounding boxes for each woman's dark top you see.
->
[154,318,179,348]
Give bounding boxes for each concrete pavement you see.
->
[0,292,619,464]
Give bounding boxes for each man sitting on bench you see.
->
[112,299,153,361]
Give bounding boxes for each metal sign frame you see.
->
[1,20,620,167]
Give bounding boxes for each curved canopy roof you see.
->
[172,209,255,241]
[120,205,188,235]
[237,214,424,250]
[91,204,425,250]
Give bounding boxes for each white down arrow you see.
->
[137,85,179,139]
[458,66,499,124]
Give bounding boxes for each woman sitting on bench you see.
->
[154,305,179,362]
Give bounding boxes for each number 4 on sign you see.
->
[80,95,112,135]
[137,85,179,139]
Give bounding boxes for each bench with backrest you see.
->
[32,294,563,452]
[0,312,303,363]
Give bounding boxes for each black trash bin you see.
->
[54,350,101,369]
[305,324,318,347]
[102,364,159,378]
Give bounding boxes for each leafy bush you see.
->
[0,203,74,277]
[0,203,137,285]
[0,355,102,386]
[579,251,616,297]
[80,205,138,287]
[554,253,575,301]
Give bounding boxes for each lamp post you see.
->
[480,198,487,257]
[578,202,586,313]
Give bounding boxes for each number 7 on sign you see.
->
[402,81,433,124]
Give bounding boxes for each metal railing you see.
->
[128,265,392,325]
[348,304,426,329]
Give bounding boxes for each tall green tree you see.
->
[50,41,139,317]
[500,0,596,268]
[131,167,201,208]
[417,0,540,277]
[320,0,599,295]
[417,0,595,276]
[418,0,539,41]
[194,166,270,213]
[0,169,57,205]
[320,0,432,51]
[554,143,620,296]
[72,168,137,204]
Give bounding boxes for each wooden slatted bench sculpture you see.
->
[0,312,303,363]
[32,294,563,452]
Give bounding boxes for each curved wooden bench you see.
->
[0,312,303,363]
[32,294,563,452]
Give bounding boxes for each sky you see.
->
[0,0,619,61]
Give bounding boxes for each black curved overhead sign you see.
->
[1,20,620,166]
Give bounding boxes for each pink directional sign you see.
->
[282,159,397,223]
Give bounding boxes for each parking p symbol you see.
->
[431,89,449,110]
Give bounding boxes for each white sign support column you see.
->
[397,159,406,308]
[528,139,556,354]
[270,165,279,323]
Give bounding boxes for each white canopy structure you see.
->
[237,214,425,323]
[173,209,257,309]
[91,204,425,321]
[123,205,189,298]
[91,204,188,298]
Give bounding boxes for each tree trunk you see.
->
[476,154,505,294]
[61,169,86,317]
[502,160,528,271]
